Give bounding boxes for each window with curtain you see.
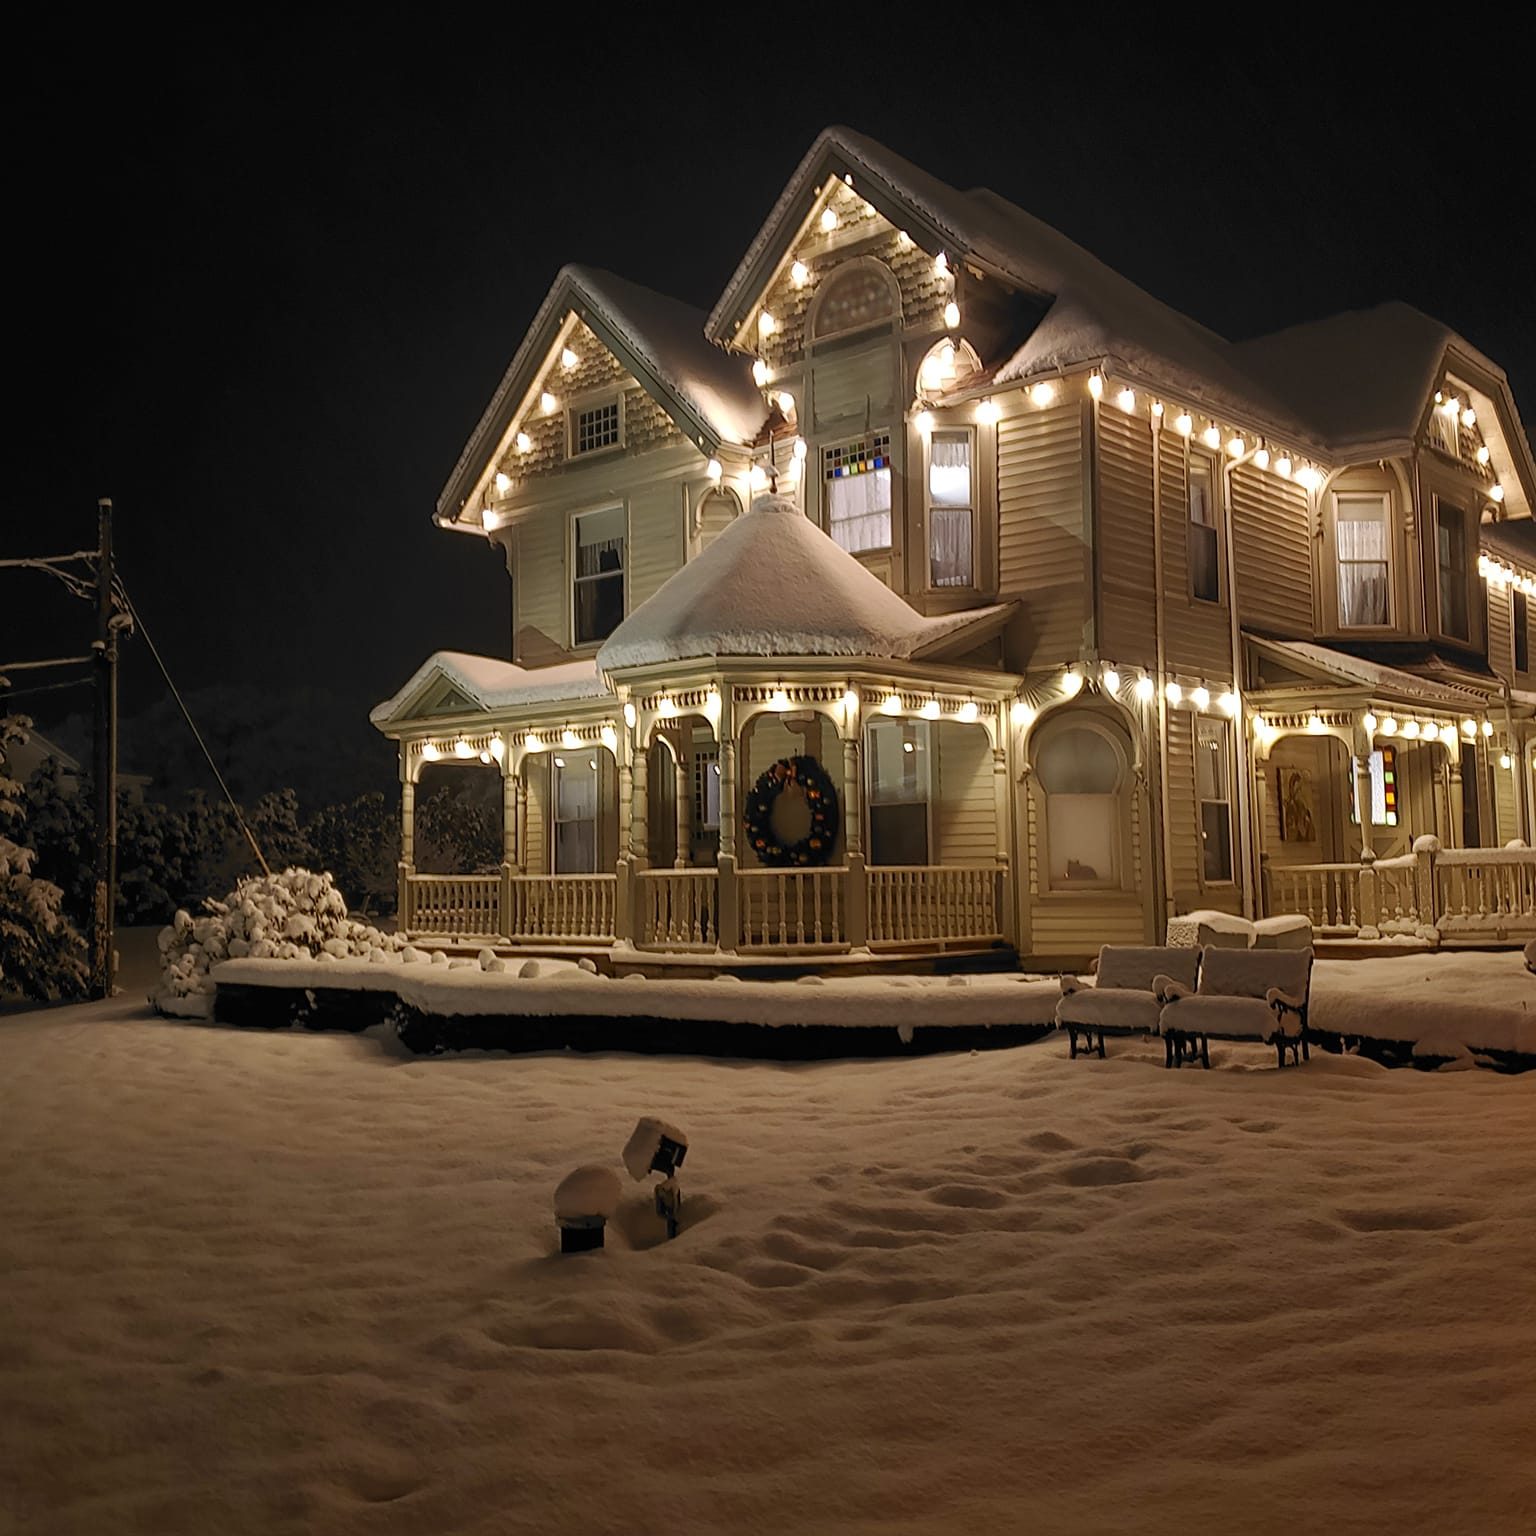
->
[553,754,598,873]
[1189,458,1220,602]
[1335,492,1391,626]
[1196,718,1233,882]
[1515,588,1530,673]
[928,429,973,588]
[824,433,892,553]
[866,718,930,865]
[573,506,624,645]
[1436,501,1469,641]
[1035,720,1125,887]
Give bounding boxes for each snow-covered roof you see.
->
[436,264,764,522]
[371,652,609,728]
[596,495,1012,673]
[1248,637,1497,708]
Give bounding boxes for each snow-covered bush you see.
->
[154,866,405,1010]
[0,702,88,1002]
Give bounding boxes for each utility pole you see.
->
[91,497,118,999]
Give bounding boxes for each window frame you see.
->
[565,390,626,460]
[822,431,894,555]
[1434,497,1472,644]
[806,258,901,347]
[570,503,627,650]
[1187,451,1223,605]
[1330,489,1395,631]
[550,751,600,875]
[925,425,976,591]
[1195,715,1236,886]
[1515,587,1530,674]
[1426,400,1460,460]
[1031,713,1131,893]
[864,717,934,866]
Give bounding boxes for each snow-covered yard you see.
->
[2,1001,1533,1535]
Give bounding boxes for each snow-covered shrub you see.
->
[153,866,405,1011]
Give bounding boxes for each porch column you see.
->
[674,739,691,869]
[1251,759,1271,914]
[1352,717,1375,858]
[499,764,517,943]
[716,692,740,951]
[614,717,635,942]
[1447,759,1465,849]
[630,741,649,867]
[842,726,867,949]
[397,767,415,931]
[992,743,1013,948]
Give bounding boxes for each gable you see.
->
[396,672,489,724]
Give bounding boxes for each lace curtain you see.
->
[1337,515,1389,626]
[827,468,891,554]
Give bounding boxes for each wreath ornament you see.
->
[742,754,841,867]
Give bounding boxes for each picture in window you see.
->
[1189,459,1220,602]
[866,718,929,865]
[1196,718,1233,882]
[928,429,973,588]
[1335,493,1391,626]
[573,506,624,645]
[553,754,598,873]
[824,433,892,554]
[1035,721,1123,886]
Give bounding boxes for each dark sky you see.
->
[9,17,1532,790]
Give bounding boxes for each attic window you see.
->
[810,263,898,342]
[1426,398,1458,459]
[570,397,622,457]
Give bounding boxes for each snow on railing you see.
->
[739,867,847,950]
[508,874,616,943]
[404,874,502,938]
[1433,846,1536,939]
[868,864,1001,947]
[636,869,719,950]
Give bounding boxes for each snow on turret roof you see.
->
[371,652,608,727]
[596,495,1011,673]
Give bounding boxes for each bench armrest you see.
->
[1266,987,1307,1014]
[1155,975,1192,1004]
[1059,974,1083,997]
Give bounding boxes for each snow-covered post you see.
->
[673,738,690,869]
[992,739,1013,945]
[398,744,415,932]
[1352,716,1376,859]
[1357,848,1380,940]
[841,723,867,949]
[1447,757,1465,849]
[1414,834,1441,936]
[716,691,740,952]
[500,757,517,942]
[630,740,649,867]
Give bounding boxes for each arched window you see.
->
[809,262,898,343]
[1034,716,1129,888]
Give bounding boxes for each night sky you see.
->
[9,18,1532,797]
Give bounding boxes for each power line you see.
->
[0,655,94,671]
[115,578,271,877]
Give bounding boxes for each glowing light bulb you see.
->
[1481,719,1494,737]
[790,260,810,286]
[489,738,506,761]
[1218,691,1239,716]
[1476,445,1490,465]
[752,358,770,387]
[1460,718,1477,738]
[706,458,723,481]
[1116,388,1136,413]
[540,391,558,415]
[494,471,512,494]
[1061,670,1084,697]
[880,692,903,715]
[1490,484,1505,502]
[897,230,914,250]
[515,431,531,453]
[453,738,474,758]
[1192,685,1211,709]
[420,742,439,761]
[1087,372,1104,400]
[934,251,949,277]
[957,700,979,723]
[1174,412,1193,437]
[1226,435,1245,458]
[749,465,769,491]
[1029,381,1057,407]
[819,207,837,233]
[1134,675,1155,702]
[1461,407,1476,427]
[1165,681,1183,704]
[841,689,859,716]
[758,311,776,337]
[1440,396,1459,417]
[623,702,637,729]
[524,732,543,753]
[561,728,581,749]
[1363,712,1378,732]
[478,750,491,764]
[1402,721,1419,739]
[943,299,960,329]
[1201,424,1221,449]
[768,689,790,712]
[599,725,617,751]
[919,699,941,719]
[793,436,808,460]
[1295,466,1324,491]
[1307,714,1325,734]
[1380,716,1397,736]
[1275,455,1292,478]
[1501,753,1513,769]
[1253,446,1270,470]
[1420,721,1438,741]
[1010,699,1034,727]
[1102,668,1120,693]
[776,390,795,416]
[976,398,1001,425]
[1151,400,1164,418]
[914,410,934,434]
[561,347,579,370]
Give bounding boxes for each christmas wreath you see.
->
[743,754,841,867]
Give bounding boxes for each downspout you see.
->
[1152,411,1175,925]
[1220,450,1258,918]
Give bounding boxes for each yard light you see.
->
[554,1165,622,1254]
[623,1118,689,1241]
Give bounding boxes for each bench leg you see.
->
[1200,1035,1210,1070]
[1275,1040,1286,1069]
[1301,1036,1310,1063]
[1068,1028,1078,1060]
[1097,1031,1106,1061]
[1163,1033,1174,1069]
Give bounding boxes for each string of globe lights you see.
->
[412,721,622,768]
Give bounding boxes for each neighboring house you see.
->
[372,127,1536,962]
[7,729,151,805]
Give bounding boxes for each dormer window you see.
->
[1333,491,1392,627]
[569,394,623,458]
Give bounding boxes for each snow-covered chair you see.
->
[1056,946,1201,1064]
[1525,937,1535,975]
[1159,946,1314,1069]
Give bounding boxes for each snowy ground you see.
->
[2,1001,1533,1536]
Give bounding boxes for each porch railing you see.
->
[636,869,719,950]
[868,864,1001,947]
[739,867,847,950]
[402,873,502,938]
[1265,843,1535,943]
[507,874,617,943]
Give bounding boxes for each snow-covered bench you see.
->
[1158,947,1314,1069]
[1056,946,1200,1065]
[1164,909,1313,950]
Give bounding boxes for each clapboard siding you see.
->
[934,722,995,863]
[1231,464,1313,635]
[997,404,1088,667]
[1096,404,1158,664]
[514,514,567,655]
[523,755,548,876]
[1158,433,1234,678]
[1493,749,1520,842]
[1165,707,1208,911]
[627,486,682,609]
[810,337,898,430]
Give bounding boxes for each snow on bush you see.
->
[154,867,404,1013]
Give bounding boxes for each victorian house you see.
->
[371,127,1536,964]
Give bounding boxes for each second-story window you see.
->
[928,428,973,588]
[1436,501,1469,642]
[573,506,625,645]
[1189,457,1220,602]
[1335,492,1392,626]
[824,432,891,554]
[570,396,622,457]
[1516,588,1530,672]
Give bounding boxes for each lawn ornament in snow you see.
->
[553,1164,622,1253]
[624,1117,689,1239]
[741,754,840,867]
